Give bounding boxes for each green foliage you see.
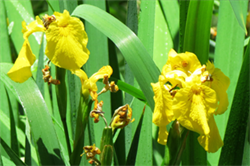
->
[0,0,249,165]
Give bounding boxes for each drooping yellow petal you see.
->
[198,116,223,152]
[22,16,46,39]
[206,61,230,115]
[7,40,36,83]
[173,84,218,135]
[151,81,174,145]
[151,81,174,127]
[157,126,169,145]
[45,10,89,70]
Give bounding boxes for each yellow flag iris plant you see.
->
[151,49,230,153]
[7,10,89,83]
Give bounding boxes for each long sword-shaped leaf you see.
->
[0,63,64,165]
[210,0,248,164]
[183,0,213,64]
[136,0,156,165]
[0,138,26,166]
[218,41,250,165]
[72,4,160,110]
[229,0,247,35]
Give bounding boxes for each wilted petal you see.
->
[7,40,36,83]
[89,66,113,83]
[198,116,223,152]
[45,10,89,70]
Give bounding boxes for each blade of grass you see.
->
[0,63,65,165]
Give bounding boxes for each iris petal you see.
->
[198,116,223,153]
[7,40,36,83]
[45,10,89,70]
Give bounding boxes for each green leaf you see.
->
[178,0,189,52]
[136,1,156,165]
[72,4,160,110]
[183,0,214,64]
[0,63,65,165]
[159,0,179,50]
[229,0,248,35]
[58,0,77,13]
[24,119,39,166]
[126,108,145,165]
[0,138,26,166]
[210,0,248,164]
[122,1,138,164]
[153,0,173,70]
[218,40,250,165]
[0,109,25,148]
[47,0,60,13]
[70,98,92,165]
[242,115,250,165]
[4,0,41,56]
[0,0,11,63]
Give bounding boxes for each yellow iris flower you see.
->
[151,49,230,152]
[7,10,89,83]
